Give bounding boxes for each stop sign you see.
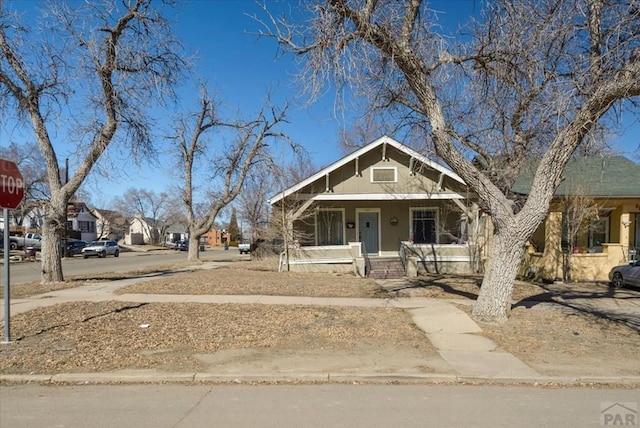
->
[0,158,24,209]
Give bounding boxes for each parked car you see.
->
[82,240,120,258]
[174,240,189,251]
[63,239,87,257]
[609,260,640,289]
[9,233,42,250]
[238,240,251,254]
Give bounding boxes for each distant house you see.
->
[65,202,98,243]
[91,208,128,242]
[201,229,226,246]
[165,223,188,244]
[513,156,640,281]
[126,214,162,245]
[18,200,97,243]
[268,135,481,278]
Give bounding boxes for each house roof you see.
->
[268,135,465,204]
[511,155,640,197]
[91,208,127,225]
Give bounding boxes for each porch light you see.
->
[390,217,399,226]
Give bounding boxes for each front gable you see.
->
[270,135,468,203]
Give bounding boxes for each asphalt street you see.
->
[1,384,638,428]
[4,247,243,284]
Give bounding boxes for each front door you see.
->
[358,211,379,254]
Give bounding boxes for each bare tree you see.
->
[558,191,603,281]
[262,0,640,321]
[170,87,290,261]
[238,168,273,241]
[264,160,319,269]
[0,0,183,282]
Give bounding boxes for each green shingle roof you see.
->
[511,156,640,197]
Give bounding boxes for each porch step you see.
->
[368,257,406,280]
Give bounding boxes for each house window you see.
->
[317,209,344,245]
[77,221,95,233]
[561,211,609,252]
[411,208,438,244]
[370,167,397,183]
[588,218,609,249]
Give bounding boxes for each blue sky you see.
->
[1,0,638,208]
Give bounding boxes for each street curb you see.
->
[3,373,640,386]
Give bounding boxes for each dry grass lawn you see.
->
[2,257,639,378]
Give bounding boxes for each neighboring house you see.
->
[268,135,481,278]
[91,208,128,242]
[126,214,162,245]
[513,156,640,281]
[18,200,97,243]
[165,223,188,244]
[201,229,226,246]
[65,202,98,243]
[164,226,225,247]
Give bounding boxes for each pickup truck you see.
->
[9,233,43,250]
[238,241,251,254]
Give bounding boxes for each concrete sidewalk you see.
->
[2,263,639,386]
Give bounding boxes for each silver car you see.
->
[609,260,640,289]
[82,240,120,258]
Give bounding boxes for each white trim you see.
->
[409,207,440,244]
[268,135,466,204]
[370,166,398,183]
[315,208,346,246]
[356,208,381,255]
[296,193,466,201]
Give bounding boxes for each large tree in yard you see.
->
[265,0,640,321]
[0,0,183,282]
[170,87,290,261]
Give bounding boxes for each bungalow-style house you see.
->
[268,135,481,278]
[513,156,640,282]
[91,208,127,242]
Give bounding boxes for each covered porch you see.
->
[525,201,640,282]
[275,198,482,278]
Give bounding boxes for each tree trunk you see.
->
[40,208,65,283]
[187,235,200,261]
[472,226,526,322]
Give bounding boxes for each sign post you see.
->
[1,158,25,343]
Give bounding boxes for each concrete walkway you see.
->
[2,263,638,385]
